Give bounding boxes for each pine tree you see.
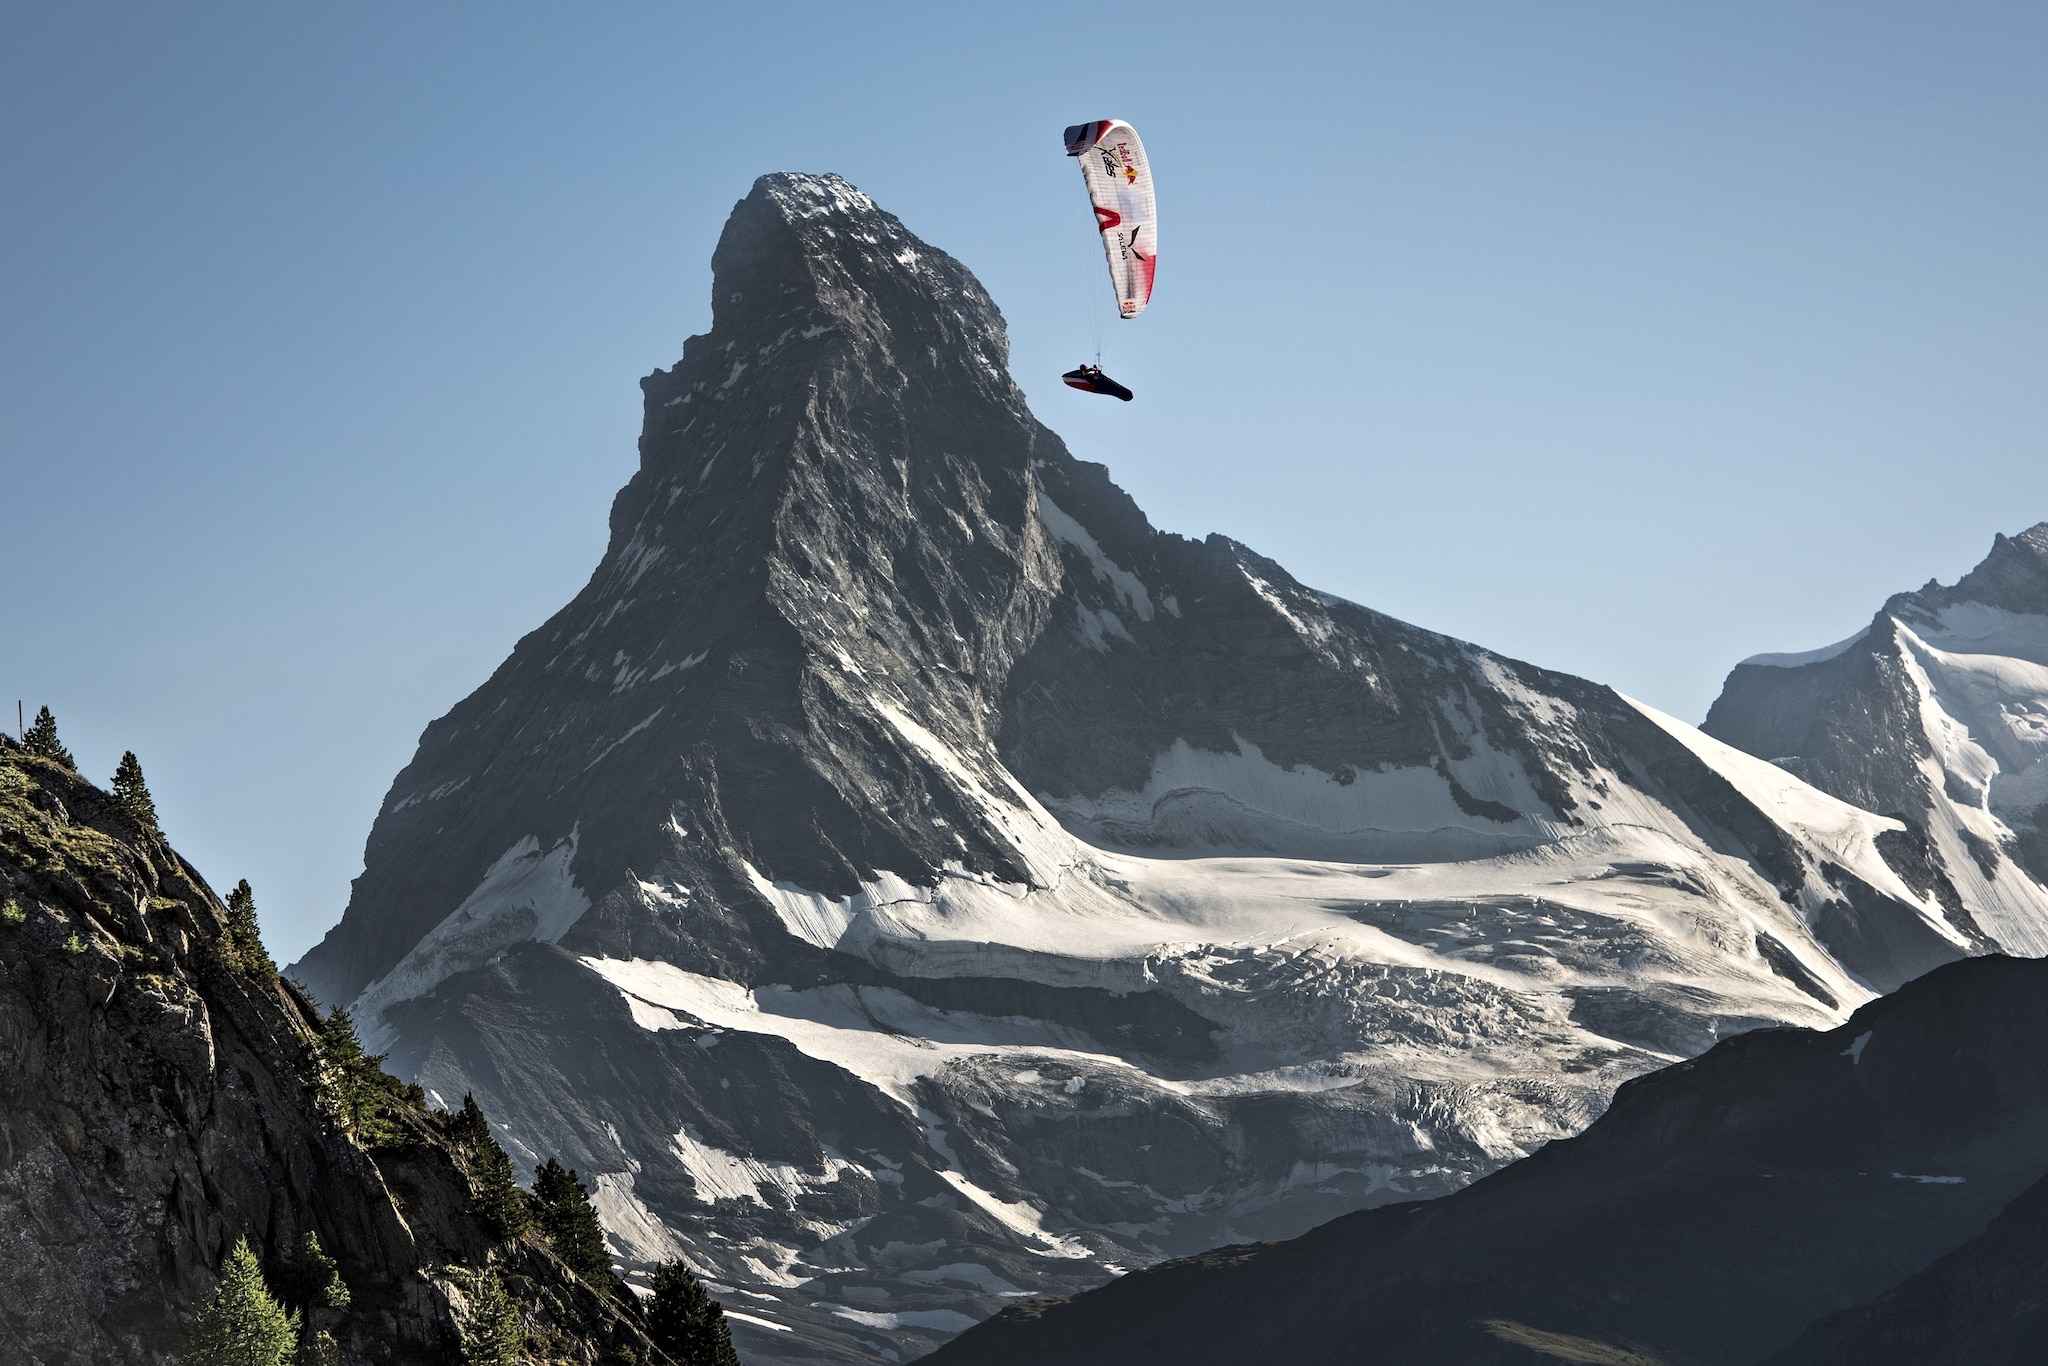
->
[223,879,277,977]
[111,750,158,828]
[449,1091,493,1148]
[21,706,75,768]
[451,1094,532,1239]
[532,1158,613,1290]
[459,1268,524,1366]
[294,1330,343,1366]
[182,1237,300,1366]
[275,1229,350,1312]
[645,1259,741,1366]
[316,1007,397,1147]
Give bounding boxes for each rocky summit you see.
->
[289,173,2030,1364]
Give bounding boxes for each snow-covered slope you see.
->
[291,174,1992,1365]
[1706,524,2048,956]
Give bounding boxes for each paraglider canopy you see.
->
[1064,119,1157,319]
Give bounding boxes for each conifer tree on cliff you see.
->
[111,750,158,828]
[459,1268,523,1366]
[646,1258,742,1366]
[21,706,74,768]
[532,1158,613,1289]
[274,1229,350,1313]
[449,1093,532,1238]
[316,1007,396,1146]
[224,879,275,976]
[182,1237,298,1366]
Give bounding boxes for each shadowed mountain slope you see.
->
[1762,1165,2048,1365]
[924,954,2048,1366]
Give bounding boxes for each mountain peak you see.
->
[1938,518,2048,617]
[295,174,2005,1363]
[666,171,1016,416]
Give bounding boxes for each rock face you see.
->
[1763,1165,2048,1365]
[926,954,2048,1366]
[1705,524,2048,955]
[0,738,659,1363]
[290,173,2019,1364]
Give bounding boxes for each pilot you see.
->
[1061,364,1133,402]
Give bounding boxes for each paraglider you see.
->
[1061,364,1133,401]
[1062,118,1155,400]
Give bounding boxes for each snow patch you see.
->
[1038,489,1154,622]
[352,829,589,1047]
[591,1170,689,1262]
[1238,564,1337,655]
[670,1123,862,1208]
[1621,695,1940,920]
[389,777,470,814]
[586,709,664,770]
[583,957,1138,1109]
[724,1310,793,1333]
[585,956,1129,1260]
[820,1305,979,1333]
[931,1170,1091,1259]
[649,651,709,682]
[1741,628,1872,669]
[1886,622,2048,952]
[1074,603,1134,652]
[901,1263,1029,1297]
[1046,733,1547,862]
[1920,602,2048,667]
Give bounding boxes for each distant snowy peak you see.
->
[1706,521,2048,956]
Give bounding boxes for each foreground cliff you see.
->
[291,173,2020,1363]
[0,735,660,1363]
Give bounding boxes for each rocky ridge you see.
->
[290,173,2023,1363]
[0,735,661,1363]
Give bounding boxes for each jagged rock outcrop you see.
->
[926,954,2048,1366]
[1705,523,2048,952]
[0,736,661,1363]
[290,173,2020,1364]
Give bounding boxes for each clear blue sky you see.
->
[4,2,2043,962]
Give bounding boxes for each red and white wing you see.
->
[1065,119,1157,319]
